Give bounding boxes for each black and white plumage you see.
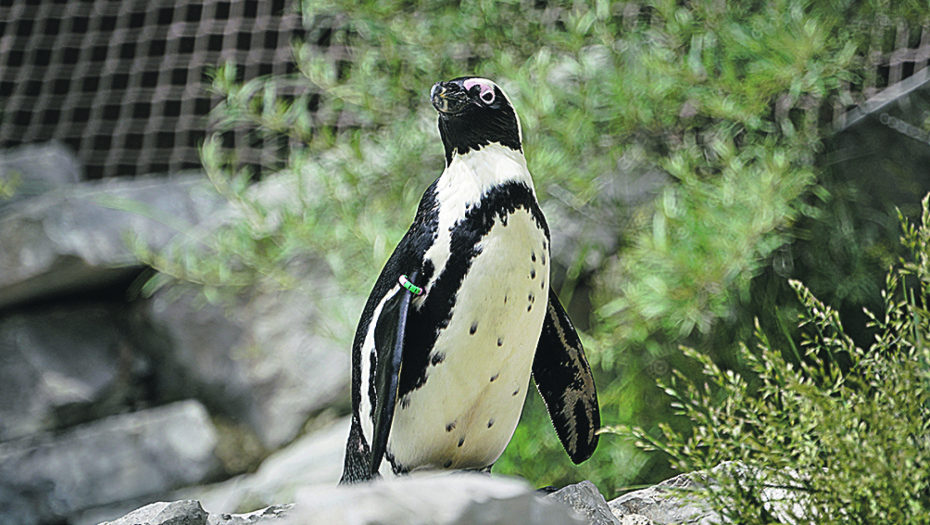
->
[340,77,600,484]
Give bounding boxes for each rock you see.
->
[617,516,653,525]
[99,500,208,525]
[608,469,715,525]
[207,504,293,525]
[0,141,82,202]
[608,462,807,525]
[284,473,585,525]
[0,400,220,525]
[0,300,152,442]
[0,172,224,309]
[130,289,254,432]
[80,463,817,525]
[241,277,355,448]
[137,275,355,451]
[97,475,582,525]
[547,480,621,525]
[97,500,292,525]
[179,415,348,514]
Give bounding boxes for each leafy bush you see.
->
[611,197,930,523]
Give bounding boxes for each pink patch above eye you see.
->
[463,78,494,97]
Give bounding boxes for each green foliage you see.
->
[609,197,930,523]
[141,0,930,496]
[595,0,862,344]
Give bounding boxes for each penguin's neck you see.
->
[438,142,535,209]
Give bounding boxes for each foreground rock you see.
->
[548,481,621,525]
[291,474,584,525]
[100,500,292,525]
[607,462,807,525]
[608,470,711,525]
[176,415,348,515]
[80,463,818,525]
[102,474,584,525]
[0,400,220,525]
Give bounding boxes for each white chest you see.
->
[421,144,534,292]
[386,206,549,472]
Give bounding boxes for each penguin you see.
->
[340,77,599,484]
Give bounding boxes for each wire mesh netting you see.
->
[0,0,304,179]
[1,2,930,181]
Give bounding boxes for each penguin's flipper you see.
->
[370,272,418,476]
[532,288,600,464]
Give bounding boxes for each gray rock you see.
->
[179,415,348,514]
[284,473,585,525]
[0,173,224,309]
[608,470,715,525]
[608,462,808,525]
[98,475,581,525]
[137,274,354,450]
[617,516,653,525]
[98,500,291,525]
[0,141,82,200]
[238,276,354,448]
[131,289,254,433]
[0,301,149,441]
[207,504,293,525]
[0,400,220,525]
[547,480,621,525]
[99,500,208,525]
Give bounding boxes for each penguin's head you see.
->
[430,77,522,165]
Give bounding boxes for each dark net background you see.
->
[0,0,304,179]
[1,2,928,180]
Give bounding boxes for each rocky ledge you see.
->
[97,466,773,525]
[98,460,809,525]
[98,473,649,525]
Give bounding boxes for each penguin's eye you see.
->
[480,89,495,105]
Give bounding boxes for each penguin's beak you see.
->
[431,81,469,115]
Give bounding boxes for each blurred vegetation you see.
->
[612,198,930,523]
[0,170,20,199]
[137,0,930,498]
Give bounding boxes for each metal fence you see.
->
[0,2,928,180]
[0,0,304,179]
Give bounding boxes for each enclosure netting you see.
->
[0,2,928,180]
[0,0,303,179]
